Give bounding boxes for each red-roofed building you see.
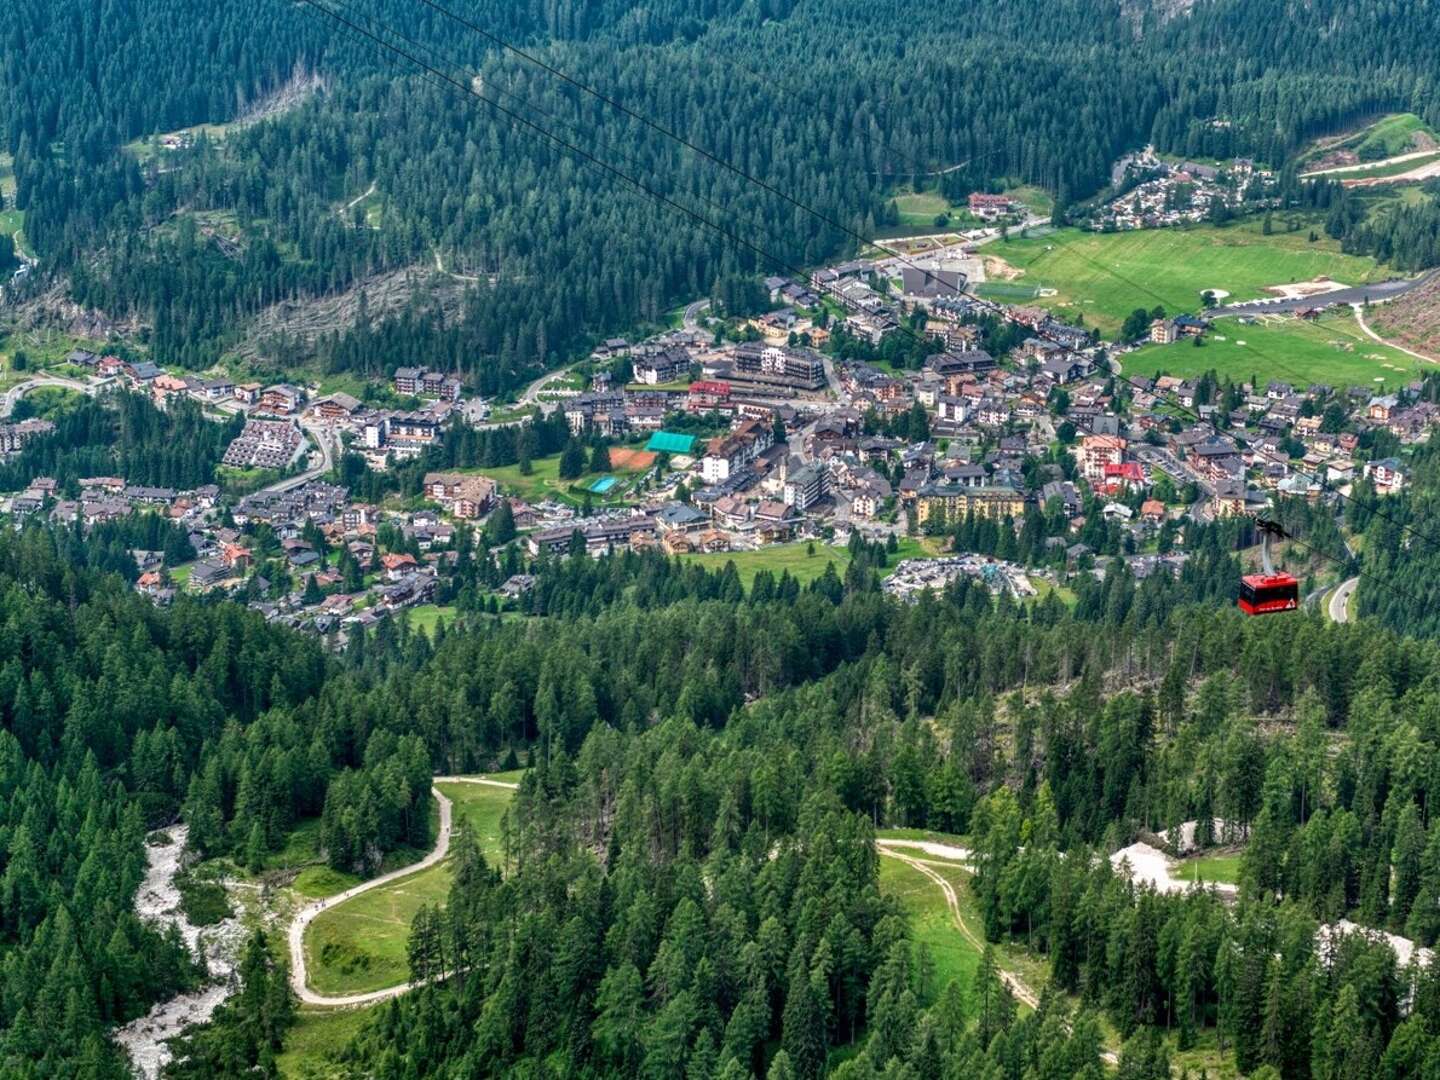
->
[381,552,418,580]
[1076,434,1127,482]
[687,380,732,413]
[220,543,253,570]
[1101,461,1145,493]
[968,193,1016,218]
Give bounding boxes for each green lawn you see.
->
[1351,113,1435,161]
[302,780,516,996]
[889,190,984,230]
[277,1004,378,1079]
[974,281,1043,303]
[880,857,982,1007]
[989,221,1392,336]
[1005,185,1055,215]
[1128,308,1419,390]
[405,604,456,638]
[476,450,649,508]
[679,537,937,589]
[1178,853,1243,886]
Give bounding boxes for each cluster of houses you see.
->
[1087,151,1277,231]
[15,212,1436,620]
[222,419,307,469]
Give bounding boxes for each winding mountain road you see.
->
[1,375,94,418]
[256,420,339,495]
[1329,577,1359,624]
[683,298,711,331]
[287,776,518,1007]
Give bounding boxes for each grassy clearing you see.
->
[679,537,937,589]
[436,780,513,865]
[476,450,649,507]
[1179,853,1243,886]
[404,604,456,639]
[0,208,33,261]
[990,221,1391,336]
[1353,113,1435,160]
[277,1004,378,1079]
[880,857,982,1007]
[302,781,515,996]
[1004,185,1055,215]
[889,190,983,230]
[1129,309,1420,390]
[123,122,235,162]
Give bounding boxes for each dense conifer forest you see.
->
[0,507,1439,1074]
[6,1,1440,1076]
[4,0,1440,378]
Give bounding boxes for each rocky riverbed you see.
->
[112,826,247,1079]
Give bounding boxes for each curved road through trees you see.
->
[1,375,95,418]
[287,776,518,1007]
[1329,577,1359,624]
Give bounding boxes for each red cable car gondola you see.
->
[1238,572,1300,616]
[1238,519,1299,616]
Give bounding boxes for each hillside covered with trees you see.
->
[2,506,1440,1074]
[4,0,1440,379]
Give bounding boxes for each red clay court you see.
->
[609,448,657,470]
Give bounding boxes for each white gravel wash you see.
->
[1110,840,1238,897]
[112,826,246,1079]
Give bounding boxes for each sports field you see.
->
[608,446,656,470]
[1128,309,1420,391]
[988,221,1392,337]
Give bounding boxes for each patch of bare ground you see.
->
[1120,0,1196,34]
[1310,148,1359,172]
[233,263,468,365]
[7,277,142,340]
[1372,274,1440,358]
[236,65,326,127]
[982,255,1024,282]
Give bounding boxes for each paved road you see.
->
[519,366,575,408]
[1329,577,1359,624]
[1218,269,1439,317]
[288,776,519,1007]
[683,299,711,332]
[257,421,338,496]
[1,375,94,418]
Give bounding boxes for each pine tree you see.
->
[781,964,827,1079]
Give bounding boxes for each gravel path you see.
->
[287,777,518,1007]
